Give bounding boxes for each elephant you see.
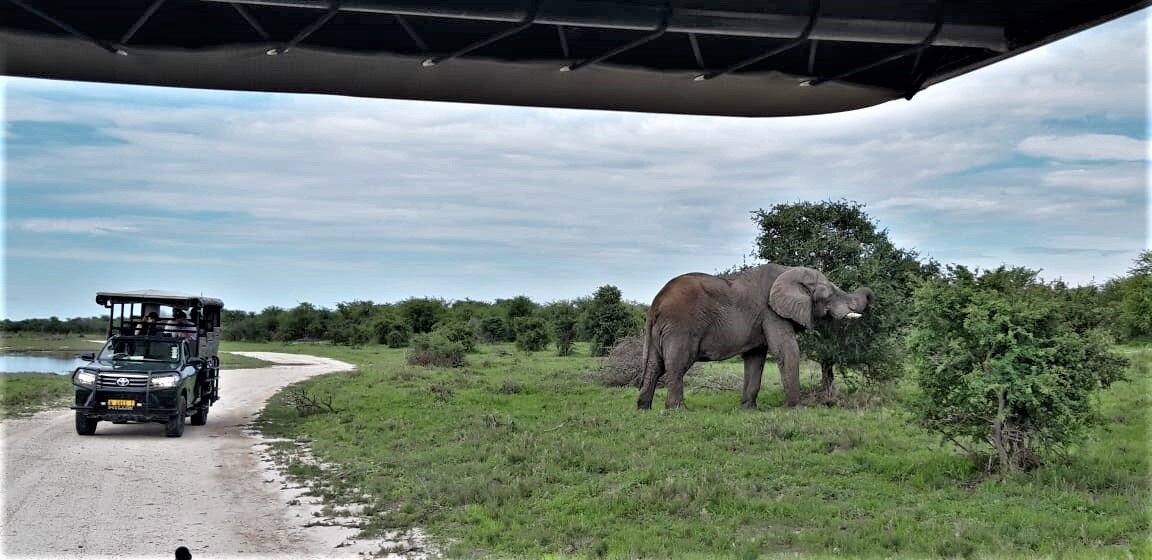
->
[636,264,873,410]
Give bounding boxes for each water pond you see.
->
[0,354,90,375]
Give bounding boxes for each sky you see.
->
[2,11,1148,320]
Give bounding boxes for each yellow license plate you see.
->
[108,399,135,409]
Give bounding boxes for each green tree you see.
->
[585,285,637,357]
[330,321,371,347]
[1110,250,1152,341]
[433,320,477,353]
[751,200,932,394]
[547,302,579,356]
[398,298,448,334]
[370,314,408,346]
[513,316,551,352]
[476,316,507,343]
[909,265,1127,474]
[448,299,493,323]
[279,302,327,341]
[501,295,538,341]
[254,306,284,341]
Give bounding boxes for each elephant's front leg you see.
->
[765,320,802,407]
[740,348,767,409]
[771,335,802,407]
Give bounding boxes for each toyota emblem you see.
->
[116,377,130,387]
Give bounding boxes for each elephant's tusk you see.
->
[845,312,862,319]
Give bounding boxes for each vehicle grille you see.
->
[96,374,149,388]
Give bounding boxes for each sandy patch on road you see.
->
[231,352,432,559]
[1,351,430,560]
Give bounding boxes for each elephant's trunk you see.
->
[848,287,874,315]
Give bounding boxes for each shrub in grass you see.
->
[590,335,700,387]
[384,329,410,348]
[909,265,1127,474]
[549,303,578,357]
[433,321,477,352]
[407,333,467,368]
[513,317,550,352]
[585,285,638,357]
[330,321,371,347]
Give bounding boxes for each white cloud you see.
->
[1018,134,1149,161]
[3,9,1149,318]
[9,219,140,235]
[1041,166,1147,193]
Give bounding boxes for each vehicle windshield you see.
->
[97,337,183,363]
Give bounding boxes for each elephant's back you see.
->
[650,272,734,316]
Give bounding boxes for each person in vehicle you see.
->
[134,311,160,335]
[168,309,198,343]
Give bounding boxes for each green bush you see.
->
[1110,250,1152,341]
[513,317,550,352]
[406,333,466,368]
[909,265,1127,474]
[330,321,371,347]
[585,285,637,357]
[549,304,578,357]
[433,321,477,353]
[384,329,410,348]
[476,316,507,343]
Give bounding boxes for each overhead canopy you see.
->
[1,0,1147,116]
[96,290,225,310]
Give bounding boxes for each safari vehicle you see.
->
[71,290,224,437]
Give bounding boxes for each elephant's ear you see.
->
[769,267,818,330]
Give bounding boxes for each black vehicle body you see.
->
[71,290,224,437]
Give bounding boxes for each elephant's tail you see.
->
[636,313,662,409]
[638,315,653,389]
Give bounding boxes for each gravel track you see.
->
[0,352,378,560]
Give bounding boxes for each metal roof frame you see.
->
[1,1,1147,116]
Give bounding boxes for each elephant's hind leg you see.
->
[636,349,665,410]
[740,348,768,409]
[661,342,696,410]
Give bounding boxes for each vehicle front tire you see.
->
[190,402,208,426]
[165,396,186,438]
[75,412,98,436]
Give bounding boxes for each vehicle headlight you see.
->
[150,374,179,388]
[74,370,97,386]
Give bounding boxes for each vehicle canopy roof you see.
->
[95,289,224,310]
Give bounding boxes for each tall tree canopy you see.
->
[751,200,933,393]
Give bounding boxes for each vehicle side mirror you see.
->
[81,354,95,361]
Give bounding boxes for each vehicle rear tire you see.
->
[190,402,208,426]
[165,396,186,438]
[75,412,98,435]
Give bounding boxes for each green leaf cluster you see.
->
[1108,250,1152,341]
[909,265,1128,473]
[406,332,467,367]
[751,200,934,386]
[584,285,639,357]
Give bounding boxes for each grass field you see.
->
[0,373,74,419]
[251,342,1150,559]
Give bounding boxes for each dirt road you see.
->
[1,352,385,560]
